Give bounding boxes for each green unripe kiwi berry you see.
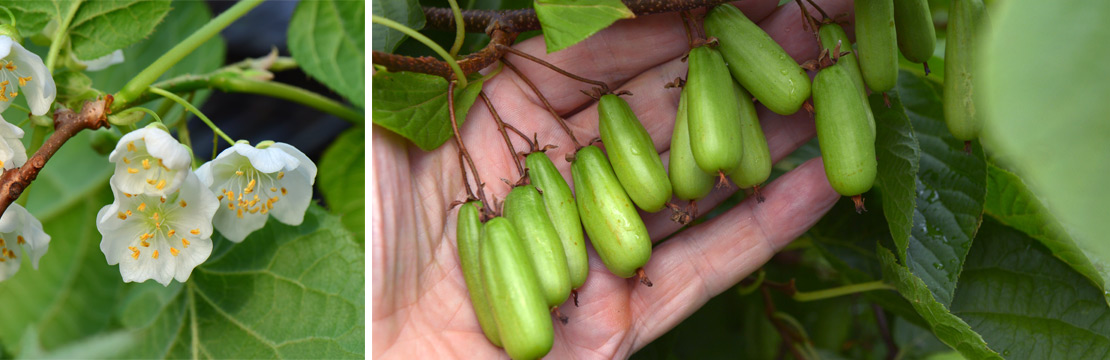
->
[479,218,554,360]
[525,152,589,289]
[813,65,877,197]
[503,185,572,307]
[571,146,652,278]
[727,82,772,190]
[686,46,744,176]
[456,201,501,347]
[943,0,986,141]
[855,0,899,92]
[598,94,672,212]
[894,0,937,63]
[818,24,876,139]
[704,4,811,115]
[669,88,716,201]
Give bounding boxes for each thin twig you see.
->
[680,11,695,48]
[500,122,534,152]
[760,286,807,360]
[448,81,491,215]
[500,59,582,149]
[872,303,898,360]
[0,97,112,215]
[479,92,526,179]
[804,0,831,20]
[794,0,821,40]
[458,150,475,200]
[496,45,610,94]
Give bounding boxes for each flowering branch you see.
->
[0,97,112,216]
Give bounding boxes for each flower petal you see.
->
[270,142,317,183]
[79,49,125,71]
[269,170,313,226]
[8,40,56,116]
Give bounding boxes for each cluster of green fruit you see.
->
[452,1,984,358]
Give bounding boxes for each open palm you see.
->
[373,0,852,358]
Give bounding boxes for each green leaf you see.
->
[371,70,484,151]
[67,0,173,60]
[370,0,423,54]
[17,329,135,359]
[0,184,118,354]
[985,163,1110,305]
[52,70,99,108]
[0,1,65,38]
[897,70,986,307]
[534,0,634,53]
[318,127,365,243]
[290,0,366,107]
[119,206,364,358]
[777,0,792,6]
[980,1,1110,282]
[871,89,921,260]
[84,0,226,124]
[878,246,1001,359]
[951,219,1110,359]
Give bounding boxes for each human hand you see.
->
[373,0,850,358]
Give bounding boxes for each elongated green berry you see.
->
[727,82,771,189]
[480,218,554,360]
[670,88,716,201]
[944,0,985,141]
[598,94,672,212]
[456,202,501,347]
[571,146,651,278]
[813,65,877,196]
[525,152,589,289]
[818,23,876,138]
[894,0,937,63]
[503,185,572,307]
[686,46,744,175]
[855,0,899,92]
[704,4,811,115]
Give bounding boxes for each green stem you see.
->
[447,0,465,58]
[792,281,895,302]
[372,15,467,88]
[111,106,163,126]
[148,87,234,145]
[217,77,362,123]
[113,0,264,111]
[45,0,82,71]
[5,102,30,114]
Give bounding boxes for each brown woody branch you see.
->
[0,97,112,216]
[373,0,733,78]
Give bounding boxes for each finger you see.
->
[628,157,840,346]
[490,1,781,116]
[762,0,856,63]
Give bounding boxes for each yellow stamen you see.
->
[155,179,166,190]
[171,247,180,256]
[127,167,139,174]
[152,213,160,222]
[123,157,130,164]
[190,229,200,235]
[179,200,187,208]
[235,170,244,176]
[138,203,147,211]
[4,62,14,71]
[118,211,128,220]
[167,229,176,237]
[281,187,287,196]
[142,159,151,170]
[270,187,278,192]
[127,142,136,152]
[18,76,31,86]
[152,250,159,259]
[130,247,140,259]
[16,236,23,245]
[237,207,243,218]
[278,172,285,179]
[8,92,15,98]
[0,238,5,247]
[182,238,190,248]
[125,210,132,216]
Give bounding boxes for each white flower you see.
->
[0,116,26,171]
[97,172,218,286]
[196,142,316,242]
[108,126,192,196]
[76,49,124,72]
[0,204,51,282]
[0,35,56,116]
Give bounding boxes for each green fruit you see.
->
[456,202,501,347]
[818,23,876,139]
[669,88,716,201]
[503,185,572,307]
[727,82,772,189]
[855,0,899,92]
[571,146,652,278]
[480,217,554,360]
[944,0,986,141]
[525,152,589,289]
[686,46,744,175]
[813,65,877,196]
[704,4,811,115]
[894,0,937,63]
[598,94,673,212]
